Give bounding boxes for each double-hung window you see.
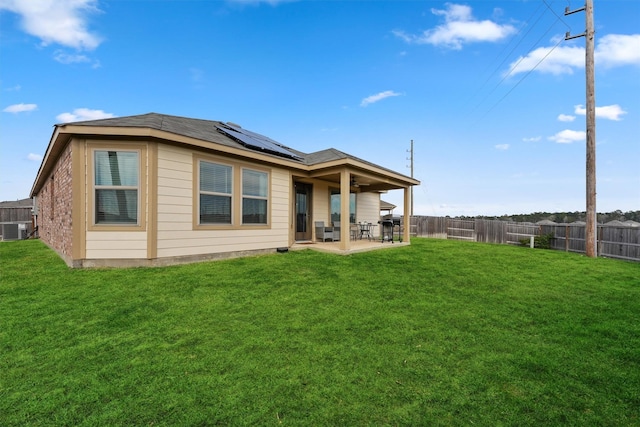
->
[94,150,139,225]
[200,161,233,224]
[242,169,268,224]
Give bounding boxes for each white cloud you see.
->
[56,108,115,123]
[574,104,627,121]
[507,33,640,76]
[0,0,102,50]
[360,90,402,107]
[27,153,43,162]
[393,3,516,50]
[597,34,640,68]
[522,136,541,142]
[548,129,586,144]
[53,51,89,64]
[53,50,99,67]
[507,45,584,76]
[495,144,510,150]
[3,103,37,113]
[558,114,576,122]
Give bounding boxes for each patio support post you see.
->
[340,169,351,250]
[403,186,411,243]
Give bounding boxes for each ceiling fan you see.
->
[350,176,370,187]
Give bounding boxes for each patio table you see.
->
[358,222,376,240]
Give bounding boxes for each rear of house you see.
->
[30,113,419,267]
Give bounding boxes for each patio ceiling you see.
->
[307,169,416,192]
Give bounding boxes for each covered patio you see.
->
[294,148,419,251]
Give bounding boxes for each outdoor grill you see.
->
[378,215,401,243]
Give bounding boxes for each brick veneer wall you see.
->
[37,143,74,261]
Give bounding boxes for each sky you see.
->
[1,0,638,217]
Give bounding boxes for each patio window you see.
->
[242,169,268,224]
[94,150,139,225]
[200,161,233,224]
[330,190,356,224]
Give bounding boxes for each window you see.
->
[242,169,268,224]
[200,161,233,224]
[194,157,271,228]
[330,190,356,224]
[94,151,139,224]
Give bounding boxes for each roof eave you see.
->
[30,125,68,198]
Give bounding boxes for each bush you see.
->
[520,232,554,249]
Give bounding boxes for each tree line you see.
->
[459,210,640,224]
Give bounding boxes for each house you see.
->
[0,198,34,240]
[30,113,419,267]
[380,199,397,216]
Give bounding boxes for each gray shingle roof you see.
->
[62,113,245,151]
[0,198,33,207]
[33,113,418,199]
[62,113,315,162]
[60,113,414,177]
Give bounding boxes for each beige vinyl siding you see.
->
[85,231,147,258]
[312,181,331,223]
[155,144,290,258]
[270,170,290,226]
[82,140,149,260]
[356,192,380,237]
[157,144,193,232]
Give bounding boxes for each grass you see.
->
[1,238,639,426]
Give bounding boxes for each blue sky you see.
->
[1,0,638,216]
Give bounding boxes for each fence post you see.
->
[530,236,535,248]
[597,225,603,257]
[503,221,508,245]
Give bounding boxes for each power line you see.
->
[468,1,546,108]
[468,1,572,124]
[479,37,565,120]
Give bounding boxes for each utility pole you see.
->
[407,140,414,217]
[565,0,597,258]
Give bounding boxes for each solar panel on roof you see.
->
[221,123,299,157]
[216,124,302,160]
[223,123,281,145]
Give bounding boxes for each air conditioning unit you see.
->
[2,223,19,241]
[18,224,29,240]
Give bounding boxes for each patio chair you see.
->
[333,221,341,241]
[315,221,334,242]
[350,223,359,240]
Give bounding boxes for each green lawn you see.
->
[1,238,639,426]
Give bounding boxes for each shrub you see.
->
[520,232,554,249]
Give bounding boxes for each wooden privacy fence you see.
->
[0,206,32,223]
[538,223,640,262]
[0,206,34,240]
[410,217,539,245]
[409,216,640,262]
